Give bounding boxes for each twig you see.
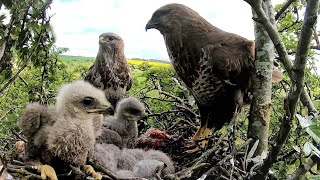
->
[189,130,228,167]
[0,109,14,122]
[244,0,319,178]
[18,75,29,86]
[275,0,297,20]
[6,164,42,179]
[244,0,318,115]
[0,8,47,95]
[154,80,187,107]
[201,138,253,177]
[287,154,319,180]
[147,110,182,117]
[11,130,28,142]
[0,154,7,177]
[172,77,187,92]
[88,160,119,179]
[163,163,210,180]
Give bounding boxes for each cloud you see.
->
[49,0,280,60]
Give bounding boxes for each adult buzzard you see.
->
[146,3,255,147]
[85,32,132,107]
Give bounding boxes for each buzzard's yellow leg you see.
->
[82,165,102,180]
[192,124,207,140]
[199,128,212,148]
[36,164,58,180]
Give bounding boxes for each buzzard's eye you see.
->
[82,97,94,106]
[108,36,114,41]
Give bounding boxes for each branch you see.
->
[188,130,228,167]
[154,80,186,106]
[287,154,319,180]
[0,13,46,95]
[275,0,297,20]
[244,0,318,115]
[244,0,319,178]
[200,138,253,179]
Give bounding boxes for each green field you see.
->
[59,55,172,68]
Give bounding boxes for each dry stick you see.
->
[155,80,198,117]
[11,130,28,142]
[155,80,186,106]
[88,160,119,180]
[287,154,320,180]
[244,0,319,179]
[0,154,7,178]
[6,164,42,179]
[201,138,253,178]
[0,109,13,122]
[244,0,318,115]
[275,0,297,20]
[188,130,228,167]
[164,163,210,180]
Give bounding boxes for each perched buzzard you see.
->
[146,3,255,147]
[85,32,132,107]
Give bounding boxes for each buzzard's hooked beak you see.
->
[99,36,108,44]
[145,20,156,31]
[87,105,114,115]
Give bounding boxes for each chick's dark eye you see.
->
[108,36,114,41]
[129,109,140,115]
[82,97,94,106]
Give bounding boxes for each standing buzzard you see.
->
[85,32,132,107]
[146,3,255,147]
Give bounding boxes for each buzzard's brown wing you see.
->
[203,34,255,88]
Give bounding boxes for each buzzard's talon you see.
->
[199,140,209,149]
[199,128,212,149]
[82,165,102,180]
[192,126,206,141]
[36,164,58,180]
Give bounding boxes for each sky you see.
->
[50,0,283,60]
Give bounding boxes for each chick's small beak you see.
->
[87,105,114,115]
[141,112,147,117]
[145,20,156,31]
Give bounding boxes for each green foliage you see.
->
[0,47,73,143]
[0,0,55,79]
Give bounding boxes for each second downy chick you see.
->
[97,97,146,148]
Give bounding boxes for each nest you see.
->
[136,117,256,180]
[0,81,261,180]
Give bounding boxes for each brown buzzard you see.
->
[146,3,255,147]
[85,32,132,107]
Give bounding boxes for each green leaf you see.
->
[308,175,320,180]
[296,114,313,128]
[303,142,320,158]
[303,142,312,156]
[306,124,320,144]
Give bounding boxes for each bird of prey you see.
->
[117,149,174,178]
[85,32,132,108]
[18,80,113,180]
[146,3,255,147]
[92,143,121,173]
[117,148,145,170]
[97,97,146,149]
[18,102,58,180]
[144,150,175,176]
